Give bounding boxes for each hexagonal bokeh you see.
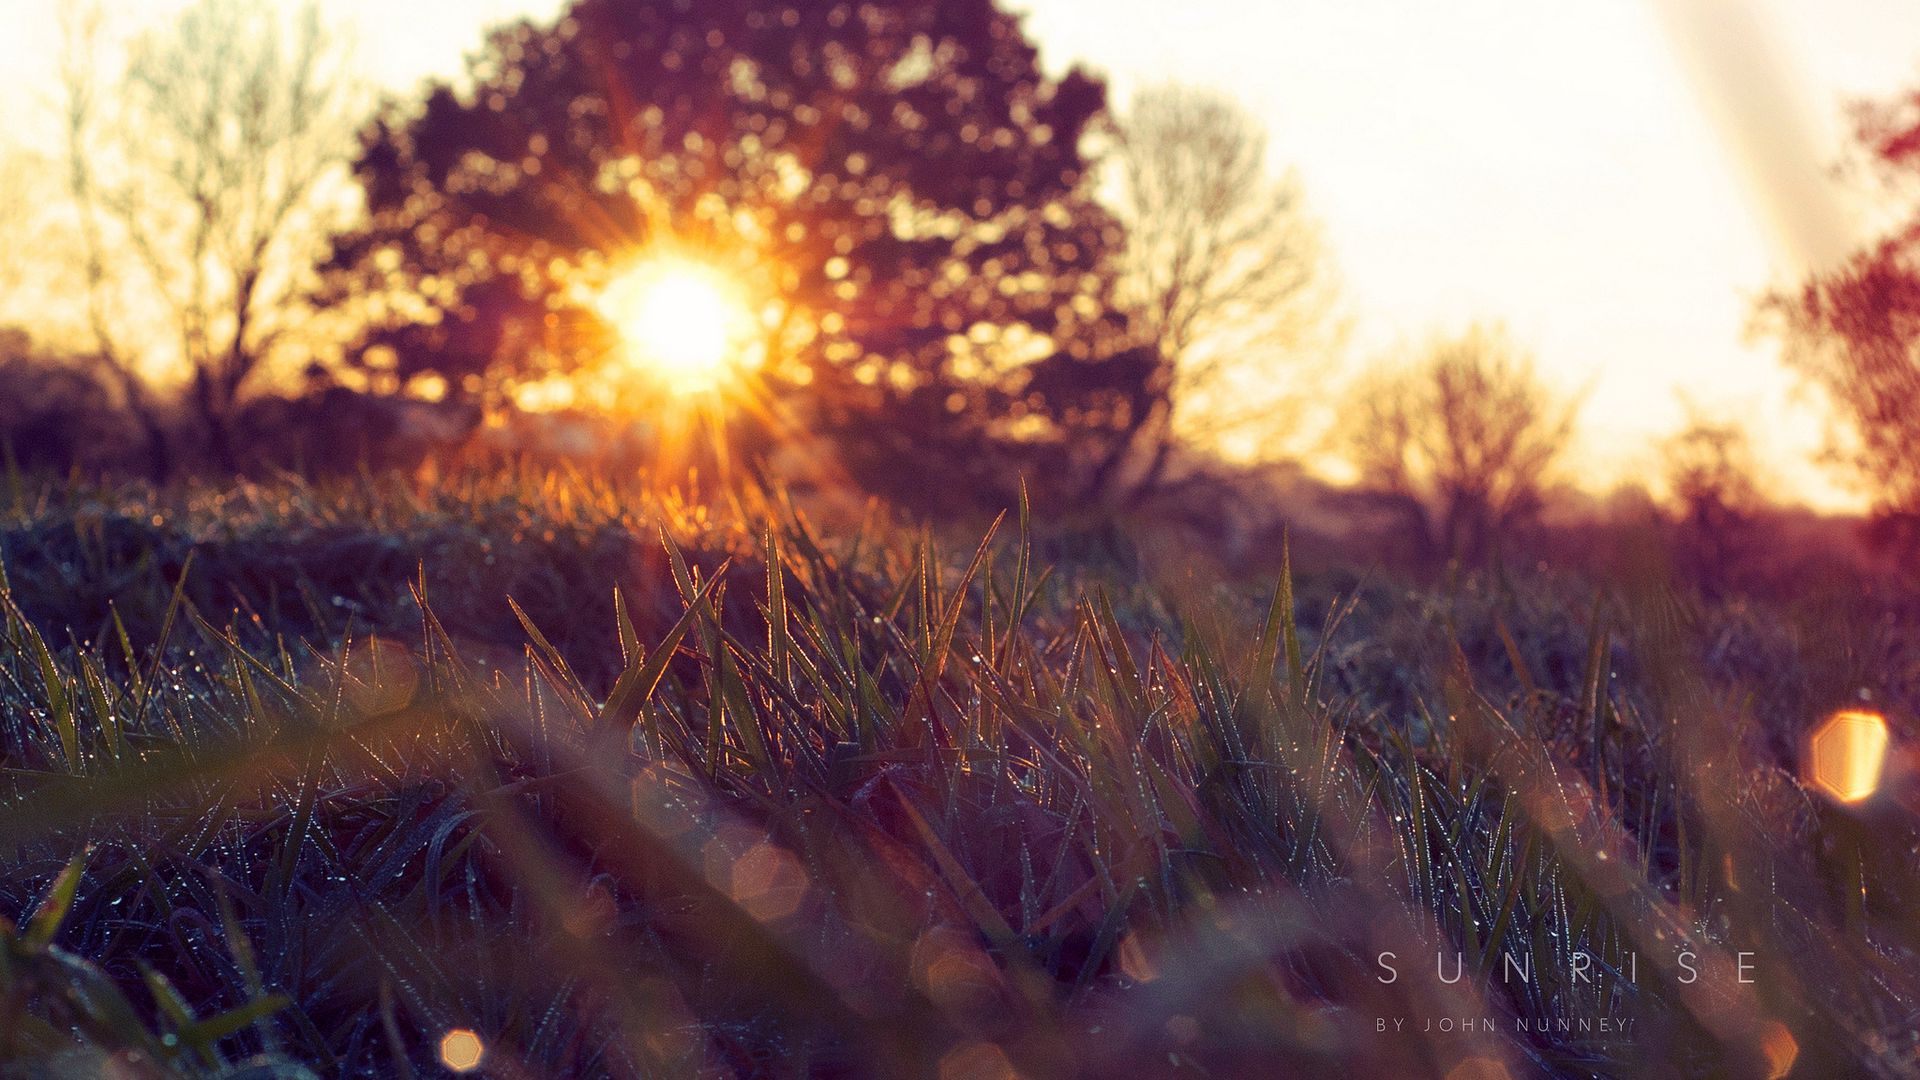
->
[438,1029,486,1074]
[1806,710,1890,804]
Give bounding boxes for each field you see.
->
[2,469,1917,1078]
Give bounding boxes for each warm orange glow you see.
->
[1760,1021,1798,1079]
[1115,932,1159,983]
[1806,709,1890,804]
[727,840,809,921]
[438,1028,485,1073]
[596,257,756,394]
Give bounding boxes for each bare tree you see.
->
[1110,84,1337,489]
[1346,325,1580,562]
[62,0,357,472]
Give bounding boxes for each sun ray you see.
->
[596,256,759,396]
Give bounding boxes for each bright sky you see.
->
[2,0,1917,510]
[1019,0,1920,510]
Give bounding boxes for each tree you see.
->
[1769,86,1920,536]
[319,0,1149,508]
[62,0,358,473]
[1660,409,1762,585]
[1346,325,1579,562]
[1108,85,1335,491]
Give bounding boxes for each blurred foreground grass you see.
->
[1,469,1917,1078]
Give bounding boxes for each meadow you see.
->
[6,0,1920,1073]
[2,467,1916,1078]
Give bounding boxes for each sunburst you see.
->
[596,256,758,395]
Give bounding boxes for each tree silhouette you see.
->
[1346,325,1578,563]
[1771,86,1920,539]
[1661,408,1761,586]
[321,0,1150,507]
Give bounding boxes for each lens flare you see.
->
[597,257,756,394]
[1760,1020,1798,1079]
[438,1028,485,1073]
[1806,709,1890,804]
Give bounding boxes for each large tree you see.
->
[321,0,1157,507]
[1771,87,1920,539]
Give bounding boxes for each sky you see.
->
[1019,0,1920,509]
[2,0,1918,510]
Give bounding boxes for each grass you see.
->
[1,467,1916,1077]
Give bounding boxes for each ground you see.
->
[1,470,1916,1078]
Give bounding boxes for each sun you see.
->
[596,257,757,394]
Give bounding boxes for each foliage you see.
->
[1768,82,1920,538]
[320,0,1162,508]
[1,469,1915,1077]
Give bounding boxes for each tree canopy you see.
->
[1772,87,1920,533]
[322,0,1160,505]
